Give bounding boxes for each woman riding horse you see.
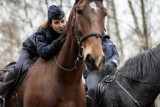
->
[0,5,67,98]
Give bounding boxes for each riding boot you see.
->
[0,70,16,96]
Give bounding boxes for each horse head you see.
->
[68,0,107,71]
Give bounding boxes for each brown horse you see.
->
[6,0,107,107]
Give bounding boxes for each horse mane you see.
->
[65,2,76,40]
[66,5,75,31]
[119,44,160,82]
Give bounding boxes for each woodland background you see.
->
[0,0,160,106]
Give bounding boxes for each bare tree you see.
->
[106,0,124,61]
[127,0,159,106]
[0,19,21,69]
[127,0,150,52]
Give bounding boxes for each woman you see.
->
[0,5,67,97]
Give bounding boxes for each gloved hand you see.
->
[52,38,63,51]
[51,29,67,55]
[101,61,117,75]
[59,29,67,43]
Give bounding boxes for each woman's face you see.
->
[51,18,67,33]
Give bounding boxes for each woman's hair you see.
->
[39,19,52,29]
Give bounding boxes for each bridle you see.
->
[54,7,103,71]
[73,10,103,46]
[96,70,141,107]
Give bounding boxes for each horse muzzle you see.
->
[84,53,105,71]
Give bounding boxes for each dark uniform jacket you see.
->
[102,35,119,63]
[22,27,61,59]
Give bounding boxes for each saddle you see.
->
[13,57,38,88]
[0,57,38,106]
[0,62,16,82]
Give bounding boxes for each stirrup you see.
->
[0,96,5,107]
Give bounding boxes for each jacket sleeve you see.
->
[103,39,120,66]
[109,40,119,66]
[36,28,61,59]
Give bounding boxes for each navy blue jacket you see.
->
[83,35,119,79]
[22,27,61,59]
[102,35,119,63]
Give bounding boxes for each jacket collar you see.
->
[46,27,60,40]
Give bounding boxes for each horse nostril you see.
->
[85,54,105,71]
[99,55,105,68]
[102,55,105,65]
[85,54,98,71]
[85,54,95,66]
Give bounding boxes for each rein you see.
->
[115,73,142,107]
[115,80,141,107]
[54,56,80,71]
[54,8,103,71]
[114,73,141,107]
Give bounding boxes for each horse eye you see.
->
[104,10,107,16]
[77,9,83,15]
[104,12,107,16]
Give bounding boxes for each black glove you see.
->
[51,29,66,54]
[59,29,67,43]
[52,37,61,45]
[101,61,117,75]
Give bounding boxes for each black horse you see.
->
[95,44,160,107]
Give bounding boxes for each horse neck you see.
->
[56,31,84,83]
[117,75,160,106]
[133,82,160,106]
